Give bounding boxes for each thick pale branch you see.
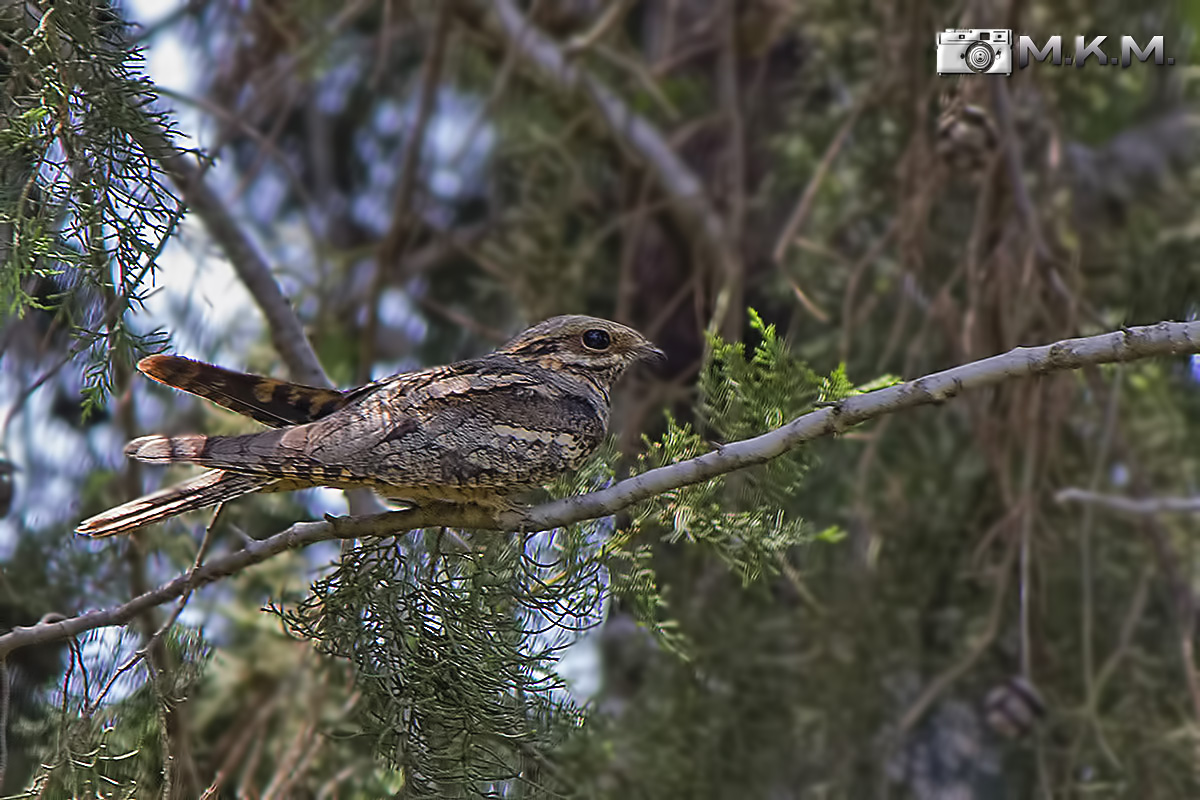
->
[10,320,1199,657]
[525,321,1200,526]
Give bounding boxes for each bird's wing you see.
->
[337,363,468,405]
[138,354,352,427]
[121,362,547,484]
[138,356,472,428]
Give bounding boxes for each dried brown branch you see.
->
[112,330,198,797]
[365,2,452,383]
[378,3,452,269]
[5,320,1196,660]
[896,531,1019,735]
[563,0,634,55]
[772,97,870,265]
[1083,404,1200,737]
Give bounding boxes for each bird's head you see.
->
[500,315,665,385]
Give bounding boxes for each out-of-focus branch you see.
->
[154,152,327,388]
[563,0,634,55]
[367,2,451,383]
[378,2,451,268]
[773,97,870,265]
[138,130,327,388]
[1057,489,1200,515]
[5,319,1197,657]
[139,128,383,513]
[896,532,1018,735]
[478,0,741,336]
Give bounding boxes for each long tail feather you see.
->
[75,469,275,537]
[124,432,361,485]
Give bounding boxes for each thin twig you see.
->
[839,219,897,363]
[1018,382,1043,680]
[896,532,1019,735]
[365,1,452,388]
[1076,563,1152,771]
[988,79,1102,328]
[416,295,508,343]
[715,0,744,337]
[564,0,634,55]
[772,96,871,265]
[1078,367,1123,711]
[614,173,652,325]
[1095,412,1200,737]
[82,429,225,718]
[448,0,531,168]
[378,2,452,269]
[0,658,8,791]
[988,79,1049,262]
[198,682,286,799]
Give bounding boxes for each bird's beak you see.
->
[639,342,667,365]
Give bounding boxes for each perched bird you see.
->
[76,315,663,537]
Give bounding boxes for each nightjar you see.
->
[76,315,663,537]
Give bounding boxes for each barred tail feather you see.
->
[75,470,274,537]
[125,433,210,464]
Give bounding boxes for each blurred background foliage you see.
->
[2,0,1200,797]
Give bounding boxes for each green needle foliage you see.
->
[12,626,210,800]
[630,309,853,583]
[0,0,181,409]
[275,533,591,797]
[268,311,855,795]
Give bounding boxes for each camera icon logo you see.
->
[936,29,1013,76]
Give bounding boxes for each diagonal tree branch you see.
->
[10,319,1200,658]
[477,0,742,336]
[139,128,384,514]
[149,142,329,388]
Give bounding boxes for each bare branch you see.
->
[773,97,871,265]
[563,0,635,55]
[9,319,1200,658]
[1056,488,1200,515]
[527,321,1200,527]
[137,126,328,387]
[379,2,452,268]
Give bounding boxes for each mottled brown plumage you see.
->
[76,316,663,537]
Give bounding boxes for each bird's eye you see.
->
[582,329,611,351]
